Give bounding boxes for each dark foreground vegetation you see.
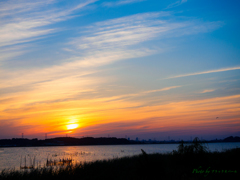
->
[0,138,239,180]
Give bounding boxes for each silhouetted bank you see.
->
[0,136,239,147]
[0,137,135,147]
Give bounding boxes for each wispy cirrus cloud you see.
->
[166,66,240,79]
[0,0,56,17]
[142,86,181,94]
[94,86,182,103]
[69,11,222,55]
[70,12,170,51]
[0,11,223,92]
[63,11,223,70]
[166,0,187,9]
[0,9,223,91]
[0,46,27,63]
[0,0,97,47]
[102,0,145,7]
[201,89,215,93]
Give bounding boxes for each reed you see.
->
[20,155,36,169]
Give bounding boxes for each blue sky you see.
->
[0,0,240,140]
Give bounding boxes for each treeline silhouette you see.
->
[0,137,139,147]
[0,136,239,147]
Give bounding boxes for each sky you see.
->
[0,0,240,141]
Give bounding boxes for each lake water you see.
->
[0,142,239,171]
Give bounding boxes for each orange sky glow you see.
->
[0,0,240,141]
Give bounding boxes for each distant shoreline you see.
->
[1,141,240,149]
[0,136,239,148]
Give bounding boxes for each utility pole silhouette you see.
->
[45,133,47,139]
[22,133,24,139]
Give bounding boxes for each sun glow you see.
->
[67,124,79,130]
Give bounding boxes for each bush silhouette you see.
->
[174,137,208,154]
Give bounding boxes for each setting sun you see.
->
[67,124,79,130]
